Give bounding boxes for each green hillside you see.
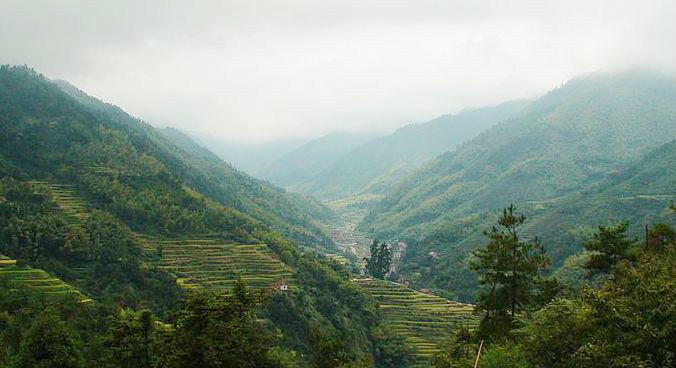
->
[0,256,91,302]
[156,126,338,251]
[0,65,407,365]
[55,80,336,251]
[360,71,676,300]
[522,139,676,262]
[354,278,478,364]
[259,131,379,188]
[303,99,529,199]
[143,237,294,291]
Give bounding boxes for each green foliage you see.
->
[646,222,676,254]
[363,239,392,279]
[498,219,676,368]
[370,326,413,368]
[0,178,180,313]
[105,309,158,368]
[304,100,528,199]
[521,299,592,368]
[480,344,530,368]
[359,71,676,300]
[470,206,550,339]
[431,327,476,368]
[583,222,639,275]
[160,285,302,368]
[14,307,85,368]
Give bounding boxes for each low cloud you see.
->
[2,0,674,142]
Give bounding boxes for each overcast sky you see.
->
[1,1,674,143]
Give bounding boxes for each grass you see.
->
[0,254,91,302]
[354,278,478,363]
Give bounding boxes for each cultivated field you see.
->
[0,254,91,302]
[47,183,91,226]
[141,237,294,292]
[44,182,294,293]
[354,278,478,363]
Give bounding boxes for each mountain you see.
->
[0,65,397,363]
[360,70,676,300]
[258,131,380,188]
[522,139,676,262]
[54,79,336,251]
[196,135,307,175]
[302,100,530,200]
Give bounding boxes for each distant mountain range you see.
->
[258,131,381,188]
[258,100,529,201]
[195,135,307,176]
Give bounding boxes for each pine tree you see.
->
[583,222,639,276]
[470,205,549,339]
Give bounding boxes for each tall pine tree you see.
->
[470,205,549,339]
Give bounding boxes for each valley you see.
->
[1,62,675,367]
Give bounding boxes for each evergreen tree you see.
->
[470,205,549,339]
[105,309,158,368]
[583,222,639,276]
[363,240,392,280]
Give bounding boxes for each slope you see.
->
[360,70,676,300]
[354,278,478,364]
[258,131,380,188]
[303,99,530,199]
[522,139,676,261]
[0,254,91,302]
[197,135,307,175]
[0,65,398,362]
[157,126,337,251]
[55,79,336,251]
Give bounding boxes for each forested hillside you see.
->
[360,70,676,299]
[0,65,408,367]
[54,80,336,251]
[259,131,379,188]
[302,100,529,199]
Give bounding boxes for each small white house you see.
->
[278,283,289,291]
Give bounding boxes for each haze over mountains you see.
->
[2,0,676,365]
[258,100,530,200]
[259,131,380,188]
[359,70,676,298]
[192,68,676,301]
[2,64,676,366]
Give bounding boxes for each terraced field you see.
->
[141,237,294,292]
[0,254,91,302]
[354,278,478,363]
[42,182,295,293]
[45,183,91,226]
